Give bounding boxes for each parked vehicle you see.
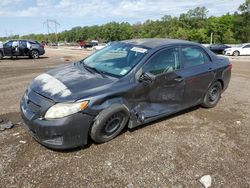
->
[0,40,45,59]
[84,41,98,48]
[224,43,250,56]
[207,44,231,54]
[21,39,231,149]
[93,43,107,50]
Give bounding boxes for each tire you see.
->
[201,81,222,108]
[90,105,129,143]
[0,51,3,59]
[233,51,240,56]
[30,50,39,59]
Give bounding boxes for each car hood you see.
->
[29,63,117,102]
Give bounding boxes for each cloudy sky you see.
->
[0,0,245,37]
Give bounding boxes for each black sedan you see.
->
[20,39,231,149]
[207,44,231,54]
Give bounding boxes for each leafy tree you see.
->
[1,2,249,44]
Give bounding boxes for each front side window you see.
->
[243,45,250,48]
[4,41,13,47]
[82,42,149,77]
[181,47,210,68]
[142,48,180,75]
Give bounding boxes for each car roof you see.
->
[7,39,37,42]
[121,38,198,49]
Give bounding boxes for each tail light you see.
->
[228,63,232,70]
[40,44,45,49]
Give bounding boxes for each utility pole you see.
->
[210,32,213,44]
[43,19,60,45]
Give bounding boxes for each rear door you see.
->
[180,46,216,107]
[19,40,28,56]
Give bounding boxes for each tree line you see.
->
[1,0,249,44]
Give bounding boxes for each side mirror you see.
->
[139,72,155,82]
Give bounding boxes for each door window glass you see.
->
[20,40,27,48]
[243,45,250,48]
[142,48,180,75]
[4,41,13,47]
[182,47,210,68]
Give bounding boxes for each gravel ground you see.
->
[0,48,249,188]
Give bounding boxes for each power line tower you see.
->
[43,19,60,44]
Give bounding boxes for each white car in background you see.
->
[224,43,250,56]
[93,43,107,50]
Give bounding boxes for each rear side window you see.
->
[181,47,210,68]
[142,47,180,75]
[20,41,27,47]
[29,41,39,45]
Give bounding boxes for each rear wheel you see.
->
[30,50,39,59]
[90,105,129,143]
[233,51,240,56]
[201,82,222,108]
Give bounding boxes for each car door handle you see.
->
[174,76,184,82]
[208,67,214,72]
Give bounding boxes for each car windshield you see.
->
[81,42,149,77]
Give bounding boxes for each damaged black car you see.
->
[20,39,231,149]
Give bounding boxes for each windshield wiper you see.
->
[80,61,107,78]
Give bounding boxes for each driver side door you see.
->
[133,47,185,122]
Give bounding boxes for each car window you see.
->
[4,41,13,47]
[243,45,250,48]
[142,48,180,75]
[29,41,39,45]
[181,46,210,68]
[20,41,27,47]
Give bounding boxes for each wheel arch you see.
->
[217,79,224,90]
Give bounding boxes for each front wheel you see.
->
[90,105,129,143]
[201,82,222,108]
[30,50,39,59]
[233,51,240,56]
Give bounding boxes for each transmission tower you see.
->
[43,19,60,44]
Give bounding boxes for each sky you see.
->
[0,0,245,37]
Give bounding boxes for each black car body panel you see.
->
[20,39,231,149]
[0,39,45,58]
[208,44,231,54]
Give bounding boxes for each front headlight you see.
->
[44,101,89,119]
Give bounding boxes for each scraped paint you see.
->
[34,73,71,97]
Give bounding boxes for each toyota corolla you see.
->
[20,39,231,149]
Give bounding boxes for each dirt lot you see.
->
[0,48,249,188]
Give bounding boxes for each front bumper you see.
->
[223,50,233,56]
[20,94,94,150]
